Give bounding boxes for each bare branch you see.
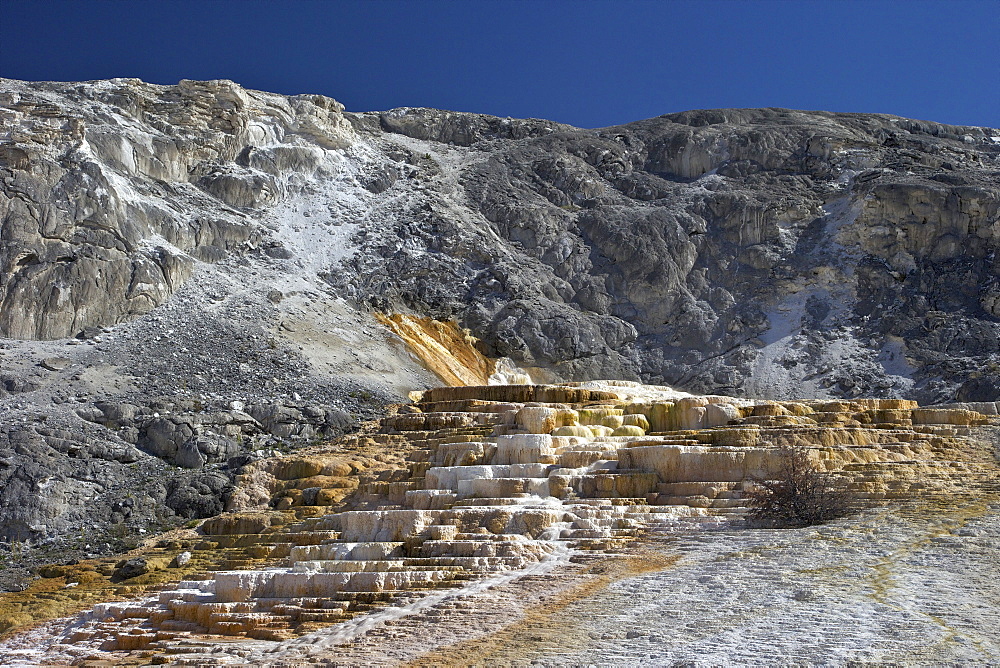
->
[745,446,853,527]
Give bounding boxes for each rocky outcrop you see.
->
[4,79,1000,402]
[0,393,358,544]
[353,107,1000,402]
[74,398,353,469]
[377,107,572,145]
[0,78,351,339]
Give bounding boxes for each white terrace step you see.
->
[656,495,747,508]
[200,531,341,546]
[656,481,745,496]
[417,539,557,561]
[291,560,467,574]
[210,569,460,599]
[401,556,524,570]
[289,542,405,561]
[296,610,354,623]
[446,497,537,507]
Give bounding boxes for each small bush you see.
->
[746,446,853,527]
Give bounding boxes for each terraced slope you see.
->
[2,382,997,665]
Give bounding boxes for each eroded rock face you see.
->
[0,77,351,339]
[4,79,1000,401]
[344,106,1000,402]
[0,77,381,555]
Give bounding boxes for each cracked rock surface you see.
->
[5,80,1000,400]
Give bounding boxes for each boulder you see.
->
[169,551,192,568]
[113,558,149,581]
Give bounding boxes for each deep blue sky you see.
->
[3,0,998,129]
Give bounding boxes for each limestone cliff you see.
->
[3,79,999,403]
[0,78,351,339]
[357,107,1000,402]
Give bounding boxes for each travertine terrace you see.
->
[3,77,1000,579]
[3,381,997,665]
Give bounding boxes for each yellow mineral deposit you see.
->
[374,313,496,386]
[4,382,998,664]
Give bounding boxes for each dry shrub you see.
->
[746,446,853,527]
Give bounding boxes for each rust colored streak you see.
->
[375,313,496,386]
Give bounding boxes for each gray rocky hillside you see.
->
[0,77,998,577]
